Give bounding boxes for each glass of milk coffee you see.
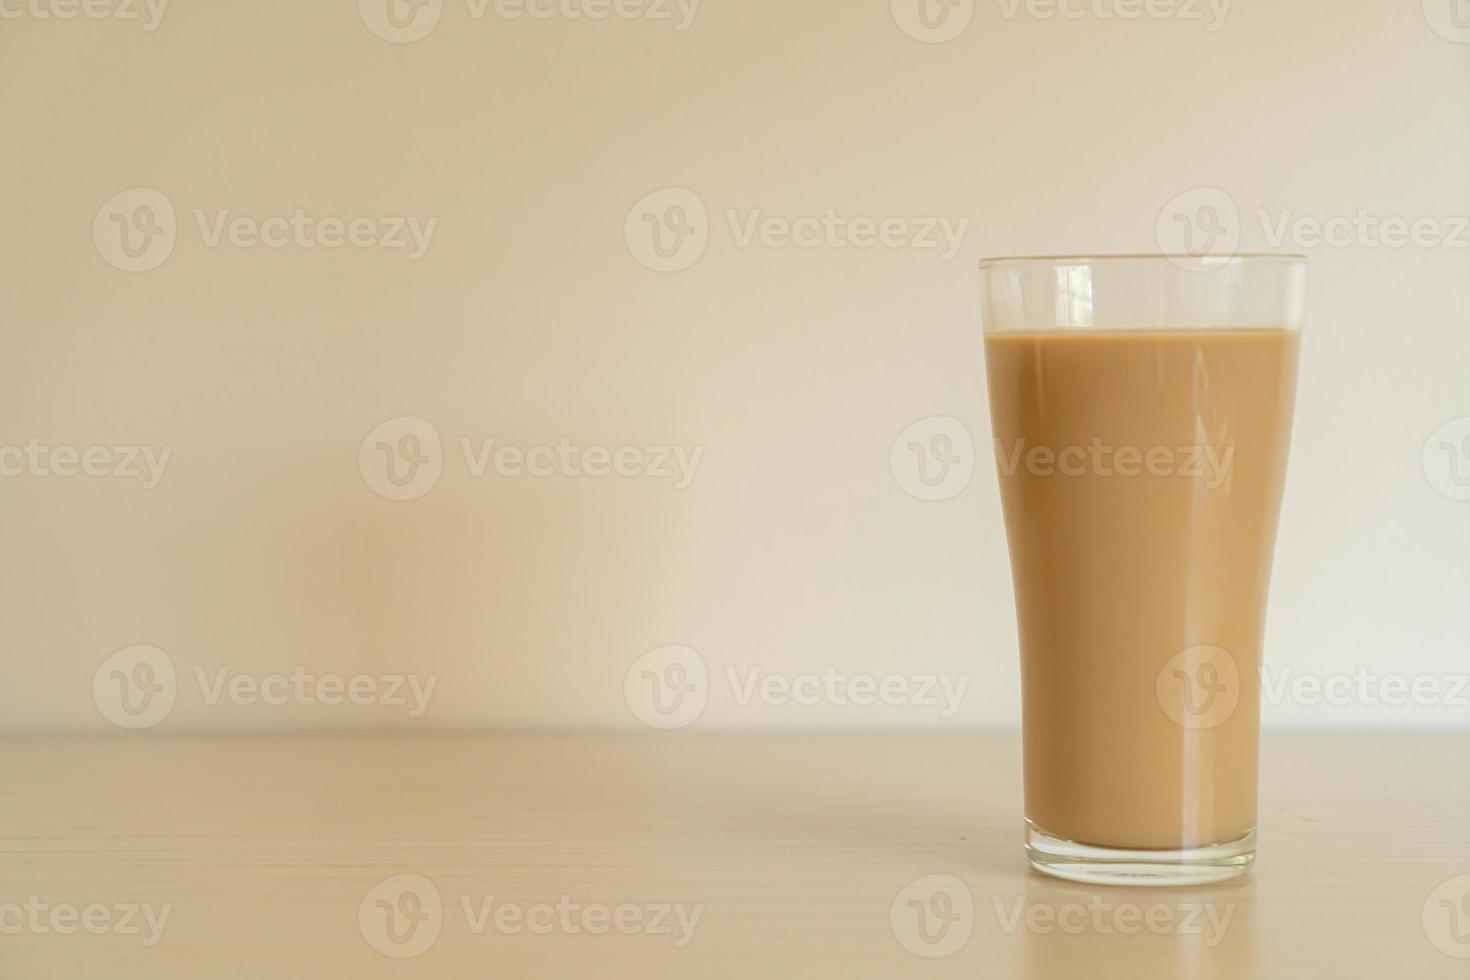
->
[980,254,1305,885]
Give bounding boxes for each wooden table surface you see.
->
[1,733,1466,978]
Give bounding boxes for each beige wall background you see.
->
[2,0,1467,731]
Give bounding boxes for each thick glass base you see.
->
[1025,821,1255,886]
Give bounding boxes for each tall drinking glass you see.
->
[980,254,1305,885]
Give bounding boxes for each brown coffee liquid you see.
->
[985,329,1300,850]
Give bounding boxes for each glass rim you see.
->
[977,252,1307,269]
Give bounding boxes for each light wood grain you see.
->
[0,733,1466,978]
